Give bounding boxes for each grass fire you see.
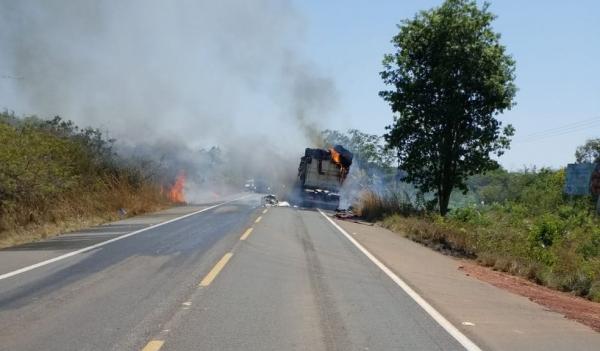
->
[168,171,186,203]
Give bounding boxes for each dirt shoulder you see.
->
[459,261,600,332]
[333,217,600,351]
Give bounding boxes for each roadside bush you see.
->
[449,206,479,223]
[589,280,600,302]
[578,228,600,259]
[532,214,564,246]
[448,205,492,226]
[0,112,170,247]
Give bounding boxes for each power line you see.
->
[517,116,600,138]
[513,116,600,143]
[524,122,600,141]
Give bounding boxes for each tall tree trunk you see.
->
[438,153,454,216]
[438,183,452,216]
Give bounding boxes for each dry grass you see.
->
[355,190,417,221]
[382,214,477,258]
[0,179,170,249]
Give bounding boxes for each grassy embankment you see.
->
[0,113,171,248]
[357,168,600,302]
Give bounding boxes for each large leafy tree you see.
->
[380,0,516,215]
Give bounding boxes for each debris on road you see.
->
[261,194,291,207]
[334,208,357,220]
[262,194,278,206]
[333,208,374,226]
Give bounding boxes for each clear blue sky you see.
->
[293,0,600,170]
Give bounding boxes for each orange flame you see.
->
[329,147,349,181]
[168,171,186,203]
[330,147,342,166]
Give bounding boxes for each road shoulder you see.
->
[333,217,600,351]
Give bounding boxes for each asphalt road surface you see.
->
[0,194,472,350]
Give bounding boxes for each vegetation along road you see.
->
[1,0,599,350]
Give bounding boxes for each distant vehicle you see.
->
[294,145,353,209]
[244,179,256,191]
[254,179,271,193]
[244,178,271,193]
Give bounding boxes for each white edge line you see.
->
[317,209,482,351]
[0,195,250,281]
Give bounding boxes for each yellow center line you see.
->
[255,216,262,223]
[240,227,254,241]
[199,252,233,287]
[141,340,164,351]
[262,208,268,214]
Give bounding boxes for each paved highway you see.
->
[0,194,472,350]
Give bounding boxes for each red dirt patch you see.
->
[458,261,600,332]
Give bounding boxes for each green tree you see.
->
[380,0,516,215]
[575,138,600,163]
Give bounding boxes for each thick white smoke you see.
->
[0,0,340,201]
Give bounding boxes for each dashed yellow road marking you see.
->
[262,208,268,214]
[141,340,164,351]
[199,253,233,287]
[240,227,254,241]
[255,216,262,223]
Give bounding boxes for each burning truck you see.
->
[294,145,353,209]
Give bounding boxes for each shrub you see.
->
[529,214,564,248]
[578,228,600,259]
[588,280,600,302]
[0,113,170,246]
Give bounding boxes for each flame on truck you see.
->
[329,146,351,180]
[330,147,342,166]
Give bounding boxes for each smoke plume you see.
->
[0,0,338,201]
